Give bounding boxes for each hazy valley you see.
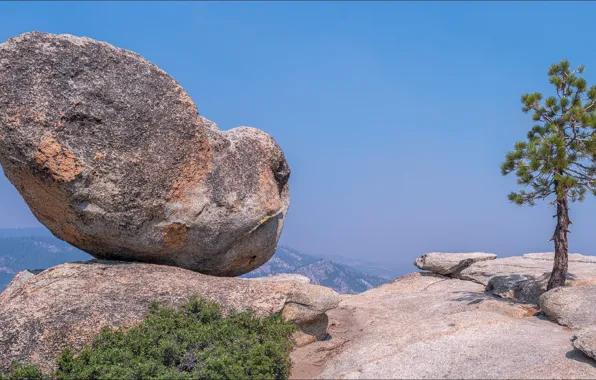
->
[0,229,392,294]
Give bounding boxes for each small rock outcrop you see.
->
[0,261,340,372]
[573,329,596,361]
[540,285,596,329]
[414,252,496,275]
[462,253,596,303]
[538,282,596,360]
[416,252,596,304]
[485,272,550,305]
[0,32,290,276]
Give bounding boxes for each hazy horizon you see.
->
[2,2,596,269]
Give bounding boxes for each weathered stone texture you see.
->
[540,284,596,329]
[0,32,290,276]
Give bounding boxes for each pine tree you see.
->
[502,60,596,290]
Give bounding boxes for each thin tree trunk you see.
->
[547,195,569,290]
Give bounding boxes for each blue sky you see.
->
[2,2,596,269]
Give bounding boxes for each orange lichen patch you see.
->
[481,300,539,318]
[568,280,596,287]
[170,137,212,201]
[94,152,106,160]
[34,138,83,182]
[162,222,188,247]
[62,223,84,247]
[2,109,47,129]
[258,169,282,215]
[10,168,86,247]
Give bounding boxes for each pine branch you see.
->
[505,60,596,210]
[566,167,592,180]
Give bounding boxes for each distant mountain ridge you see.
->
[0,230,390,294]
[243,245,388,294]
[0,235,91,289]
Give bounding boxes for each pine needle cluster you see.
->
[502,60,596,205]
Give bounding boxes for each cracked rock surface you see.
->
[0,262,339,372]
[0,32,290,276]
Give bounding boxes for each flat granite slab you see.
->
[291,272,596,379]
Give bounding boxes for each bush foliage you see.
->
[0,363,47,380]
[1,297,297,380]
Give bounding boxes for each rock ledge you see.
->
[0,261,339,372]
[414,252,497,275]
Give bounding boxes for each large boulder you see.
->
[291,272,596,379]
[0,261,340,372]
[0,32,290,276]
[540,285,596,329]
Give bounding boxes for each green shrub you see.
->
[0,362,47,380]
[3,297,297,380]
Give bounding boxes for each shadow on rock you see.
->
[566,349,596,369]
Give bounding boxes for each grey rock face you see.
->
[486,273,550,305]
[0,32,290,276]
[540,285,596,329]
[0,261,339,372]
[414,252,496,275]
